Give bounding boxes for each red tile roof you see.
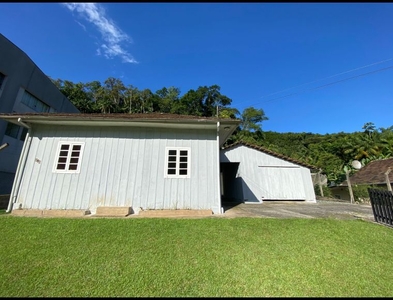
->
[341,158,393,186]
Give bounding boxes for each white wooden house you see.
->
[0,113,240,215]
[220,142,317,203]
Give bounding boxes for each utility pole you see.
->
[318,169,324,197]
[385,167,392,192]
[346,169,355,204]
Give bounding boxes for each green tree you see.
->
[227,106,269,145]
[173,85,232,117]
[362,122,376,138]
[218,107,240,119]
[102,77,126,113]
[52,79,93,113]
[240,106,268,132]
[155,86,180,113]
[122,84,138,113]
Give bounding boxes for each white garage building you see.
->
[220,142,317,203]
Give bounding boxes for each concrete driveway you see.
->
[221,200,375,221]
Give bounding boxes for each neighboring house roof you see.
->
[0,112,241,147]
[221,141,319,170]
[340,158,393,186]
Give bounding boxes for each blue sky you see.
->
[1,3,393,134]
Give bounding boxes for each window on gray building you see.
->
[5,122,20,139]
[21,91,50,113]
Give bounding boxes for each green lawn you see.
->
[1,216,392,297]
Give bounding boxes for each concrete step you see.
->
[95,206,132,217]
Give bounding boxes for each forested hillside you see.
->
[51,77,393,185]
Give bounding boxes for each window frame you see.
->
[4,122,21,139]
[21,90,50,113]
[164,147,191,179]
[53,142,84,174]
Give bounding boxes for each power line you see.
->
[245,66,393,105]
[260,58,393,100]
[261,65,393,103]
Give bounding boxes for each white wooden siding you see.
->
[220,145,316,202]
[17,124,220,214]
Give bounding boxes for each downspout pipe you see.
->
[0,143,9,151]
[6,119,32,213]
[217,121,222,214]
[17,118,30,129]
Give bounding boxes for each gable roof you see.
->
[0,112,241,147]
[221,141,318,170]
[340,158,393,186]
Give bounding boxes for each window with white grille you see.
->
[164,147,190,178]
[53,142,84,173]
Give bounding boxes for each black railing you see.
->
[367,188,393,226]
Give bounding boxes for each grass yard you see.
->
[1,216,393,297]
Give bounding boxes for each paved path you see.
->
[221,200,375,221]
[2,200,376,221]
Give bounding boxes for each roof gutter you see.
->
[216,121,223,214]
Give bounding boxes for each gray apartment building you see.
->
[0,33,79,194]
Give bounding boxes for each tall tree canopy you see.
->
[240,106,269,132]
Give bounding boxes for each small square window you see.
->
[53,142,84,173]
[164,147,190,178]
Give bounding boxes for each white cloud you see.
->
[62,3,138,64]
[75,20,86,31]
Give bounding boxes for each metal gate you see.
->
[368,188,393,226]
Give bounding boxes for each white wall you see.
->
[220,145,316,202]
[15,124,221,214]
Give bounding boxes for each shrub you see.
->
[352,185,388,203]
[314,185,333,198]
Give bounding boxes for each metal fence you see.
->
[367,188,393,226]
